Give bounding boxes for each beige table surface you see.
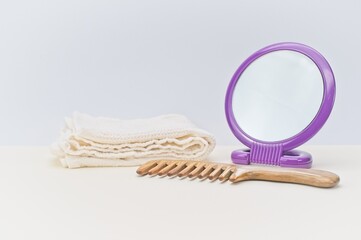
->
[0,146,359,240]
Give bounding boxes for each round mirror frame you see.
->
[225,42,335,166]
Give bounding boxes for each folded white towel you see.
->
[54,112,216,168]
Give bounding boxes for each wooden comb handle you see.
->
[231,167,340,188]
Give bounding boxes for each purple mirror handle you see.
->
[231,149,312,168]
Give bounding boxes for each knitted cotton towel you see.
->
[54,112,216,168]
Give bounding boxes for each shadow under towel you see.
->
[54,112,216,168]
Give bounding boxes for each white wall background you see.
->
[0,0,359,145]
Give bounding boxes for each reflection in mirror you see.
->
[232,50,324,142]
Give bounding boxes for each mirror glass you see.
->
[232,50,324,142]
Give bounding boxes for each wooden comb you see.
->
[136,160,339,188]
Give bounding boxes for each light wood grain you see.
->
[136,160,340,188]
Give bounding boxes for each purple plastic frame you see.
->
[225,42,336,168]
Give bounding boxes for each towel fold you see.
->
[54,112,216,168]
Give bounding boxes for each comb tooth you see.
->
[148,162,167,175]
[198,164,215,179]
[136,161,158,176]
[178,162,197,177]
[218,167,235,182]
[229,173,238,182]
[157,162,177,176]
[208,166,224,181]
[188,163,206,178]
[167,162,187,176]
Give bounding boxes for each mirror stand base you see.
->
[231,149,312,168]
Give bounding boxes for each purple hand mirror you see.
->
[225,42,335,168]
